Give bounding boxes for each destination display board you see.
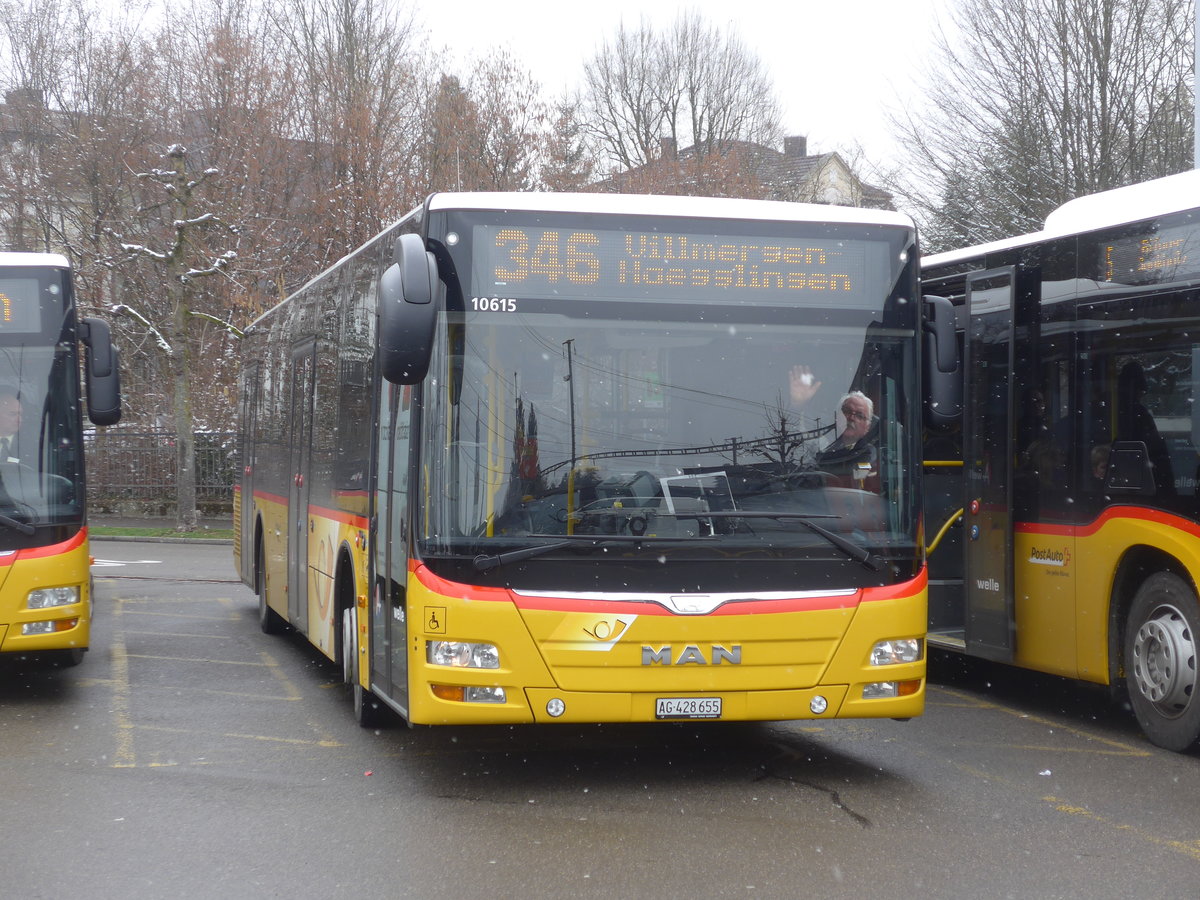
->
[1097,221,1200,287]
[470,224,889,309]
[0,276,45,333]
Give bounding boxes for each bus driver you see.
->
[789,365,879,482]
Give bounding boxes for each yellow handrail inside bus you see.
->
[566,466,576,535]
[923,459,964,467]
[926,508,964,555]
[484,367,507,537]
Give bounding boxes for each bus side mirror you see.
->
[78,317,122,426]
[923,295,962,427]
[378,233,439,385]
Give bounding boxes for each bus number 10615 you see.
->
[471,297,516,312]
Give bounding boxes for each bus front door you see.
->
[238,364,259,585]
[372,383,410,717]
[287,340,316,631]
[962,268,1017,661]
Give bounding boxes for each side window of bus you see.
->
[1014,355,1071,518]
[1116,351,1191,497]
[1087,348,1193,499]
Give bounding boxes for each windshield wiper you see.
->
[473,534,708,572]
[0,511,35,535]
[667,511,884,571]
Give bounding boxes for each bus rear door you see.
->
[962,268,1017,661]
[288,339,316,631]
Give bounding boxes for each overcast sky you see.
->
[415,0,951,172]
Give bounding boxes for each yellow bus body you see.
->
[1013,507,1200,686]
[405,564,925,725]
[249,493,369,662]
[0,530,92,657]
[248,492,926,725]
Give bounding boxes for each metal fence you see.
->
[84,430,238,517]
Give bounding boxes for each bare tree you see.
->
[0,0,154,304]
[466,52,548,191]
[537,95,598,192]
[669,11,780,159]
[271,0,425,261]
[0,0,596,487]
[745,402,814,473]
[581,11,781,173]
[582,19,666,170]
[417,53,560,194]
[418,74,477,191]
[148,0,303,422]
[111,146,238,531]
[891,0,1194,250]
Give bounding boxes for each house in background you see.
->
[595,134,893,210]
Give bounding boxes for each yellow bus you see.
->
[0,252,121,665]
[235,193,933,726]
[921,169,1200,751]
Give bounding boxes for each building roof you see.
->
[594,135,894,210]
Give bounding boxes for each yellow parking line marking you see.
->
[133,685,299,701]
[225,732,343,748]
[135,724,342,748]
[109,636,136,768]
[929,684,1149,757]
[954,762,1200,862]
[113,596,213,603]
[932,695,1194,863]
[259,649,304,702]
[1044,796,1200,862]
[305,718,341,747]
[117,609,236,621]
[122,630,232,640]
[125,654,269,666]
[255,649,342,745]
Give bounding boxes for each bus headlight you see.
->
[27,586,79,609]
[431,684,507,703]
[870,638,923,666]
[863,680,922,699]
[22,618,78,635]
[427,640,500,669]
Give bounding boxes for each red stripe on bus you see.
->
[249,491,367,529]
[306,504,368,529]
[1015,505,1200,540]
[0,528,86,567]
[412,561,925,615]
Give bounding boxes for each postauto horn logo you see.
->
[1029,545,1071,567]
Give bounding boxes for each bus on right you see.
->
[921,169,1200,751]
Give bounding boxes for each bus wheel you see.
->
[50,647,85,667]
[341,605,356,685]
[1124,572,1200,751]
[343,605,388,728]
[257,542,286,635]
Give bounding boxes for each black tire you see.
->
[49,647,86,667]
[1124,571,1200,752]
[256,539,286,635]
[343,606,389,729]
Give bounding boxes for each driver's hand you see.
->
[789,365,821,407]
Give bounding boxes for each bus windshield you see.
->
[418,211,919,584]
[0,268,84,543]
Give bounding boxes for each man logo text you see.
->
[642,644,742,666]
